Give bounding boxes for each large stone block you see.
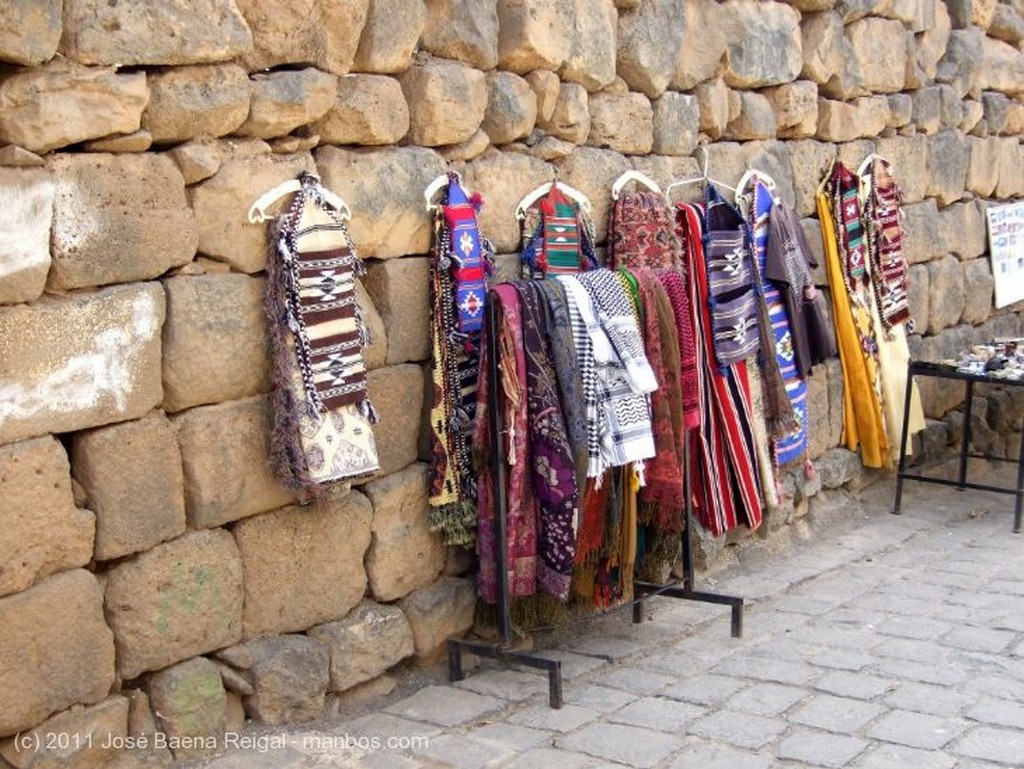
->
[587,91,654,155]
[399,59,487,147]
[142,65,250,145]
[366,365,426,477]
[398,576,476,661]
[315,146,445,259]
[0,283,165,445]
[233,492,373,637]
[925,130,968,206]
[939,200,987,261]
[482,72,537,145]
[887,92,912,129]
[788,139,836,217]
[845,16,907,94]
[0,0,61,66]
[672,0,735,90]
[824,356,844,452]
[764,80,819,137]
[816,447,862,489]
[977,37,1024,96]
[497,0,571,73]
[917,0,951,81]
[0,696,130,769]
[815,99,859,143]
[995,137,1024,198]
[961,258,994,326]
[364,464,445,601]
[900,199,943,265]
[363,258,429,366]
[927,255,966,334]
[147,658,226,761]
[538,82,591,144]
[556,147,631,245]
[0,168,52,306]
[70,414,185,562]
[48,153,196,291]
[874,134,929,203]
[801,11,857,94]
[0,570,114,737]
[220,636,329,724]
[0,436,94,597]
[0,62,147,153]
[652,93,699,157]
[907,262,929,334]
[310,74,409,146]
[724,1,802,89]
[422,0,499,70]
[309,601,414,692]
[616,0,686,98]
[725,92,777,141]
[236,0,368,75]
[936,28,983,99]
[911,85,942,134]
[162,275,269,412]
[191,151,316,273]
[805,365,830,459]
[60,0,251,66]
[353,0,425,74]
[983,92,1016,136]
[526,69,560,123]
[989,3,1024,44]
[237,69,338,141]
[560,0,617,92]
[105,530,243,680]
[174,396,293,528]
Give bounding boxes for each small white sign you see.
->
[986,201,1024,309]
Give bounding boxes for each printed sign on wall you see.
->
[986,202,1024,309]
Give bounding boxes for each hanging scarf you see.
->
[656,269,700,429]
[862,157,913,332]
[518,281,578,601]
[833,162,870,296]
[558,276,604,479]
[265,173,379,493]
[608,190,683,270]
[426,173,490,546]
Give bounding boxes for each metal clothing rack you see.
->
[447,294,745,709]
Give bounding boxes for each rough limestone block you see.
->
[60,0,252,66]
[142,65,251,145]
[725,92,777,141]
[556,146,631,245]
[481,72,537,145]
[936,28,983,99]
[961,99,984,135]
[651,93,699,157]
[939,200,987,261]
[0,436,94,597]
[173,396,293,528]
[0,0,61,66]
[234,492,373,637]
[364,464,445,602]
[221,635,329,724]
[538,82,591,144]
[526,69,560,123]
[191,151,317,274]
[0,62,148,154]
[0,696,129,769]
[845,16,908,94]
[237,69,338,141]
[70,414,186,562]
[824,357,844,451]
[0,570,115,737]
[147,658,226,761]
[926,130,968,206]
[816,447,862,489]
[787,139,836,218]
[421,0,499,70]
[353,0,426,74]
[938,84,965,131]
[672,0,735,91]
[363,258,430,366]
[0,168,52,306]
[309,601,414,693]
[802,10,861,98]
[907,263,929,334]
[926,255,966,334]
[48,153,196,291]
[989,3,1024,44]
[366,365,426,477]
[616,0,686,98]
[977,37,1024,96]
[236,0,368,74]
[398,576,476,661]
[497,0,571,73]
[85,129,153,153]
[875,134,928,204]
[0,283,165,445]
[764,80,818,135]
[912,85,942,134]
[961,258,994,326]
[309,74,408,147]
[560,0,617,91]
[356,281,388,371]
[587,91,654,155]
[315,146,446,259]
[917,1,951,81]
[887,92,913,128]
[162,275,269,412]
[806,365,831,459]
[995,137,1024,198]
[900,199,943,265]
[105,530,243,680]
[399,59,487,147]
[724,1,802,88]
[817,99,880,142]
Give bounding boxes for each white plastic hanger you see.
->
[424,171,461,212]
[515,178,592,219]
[665,146,736,200]
[611,169,662,200]
[248,176,351,223]
[856,153,885,180]
[736,168,777,197]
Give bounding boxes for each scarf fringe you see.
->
[426,500,477,547]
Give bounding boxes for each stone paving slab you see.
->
[775,727,869,768]
[555,722,682,768]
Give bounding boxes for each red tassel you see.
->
[470,191,483,212]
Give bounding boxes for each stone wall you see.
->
[1,0,1023,761]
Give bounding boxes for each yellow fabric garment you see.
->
[816,192,890,469]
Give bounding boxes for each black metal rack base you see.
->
[447,296,745,709]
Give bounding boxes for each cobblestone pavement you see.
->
[194,469,1024,768]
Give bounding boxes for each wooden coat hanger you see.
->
[248,175,351,223]
[611,169,662,200]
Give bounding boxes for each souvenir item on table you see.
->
[263,172,379,495]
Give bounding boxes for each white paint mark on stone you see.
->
[0,168,53,282]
